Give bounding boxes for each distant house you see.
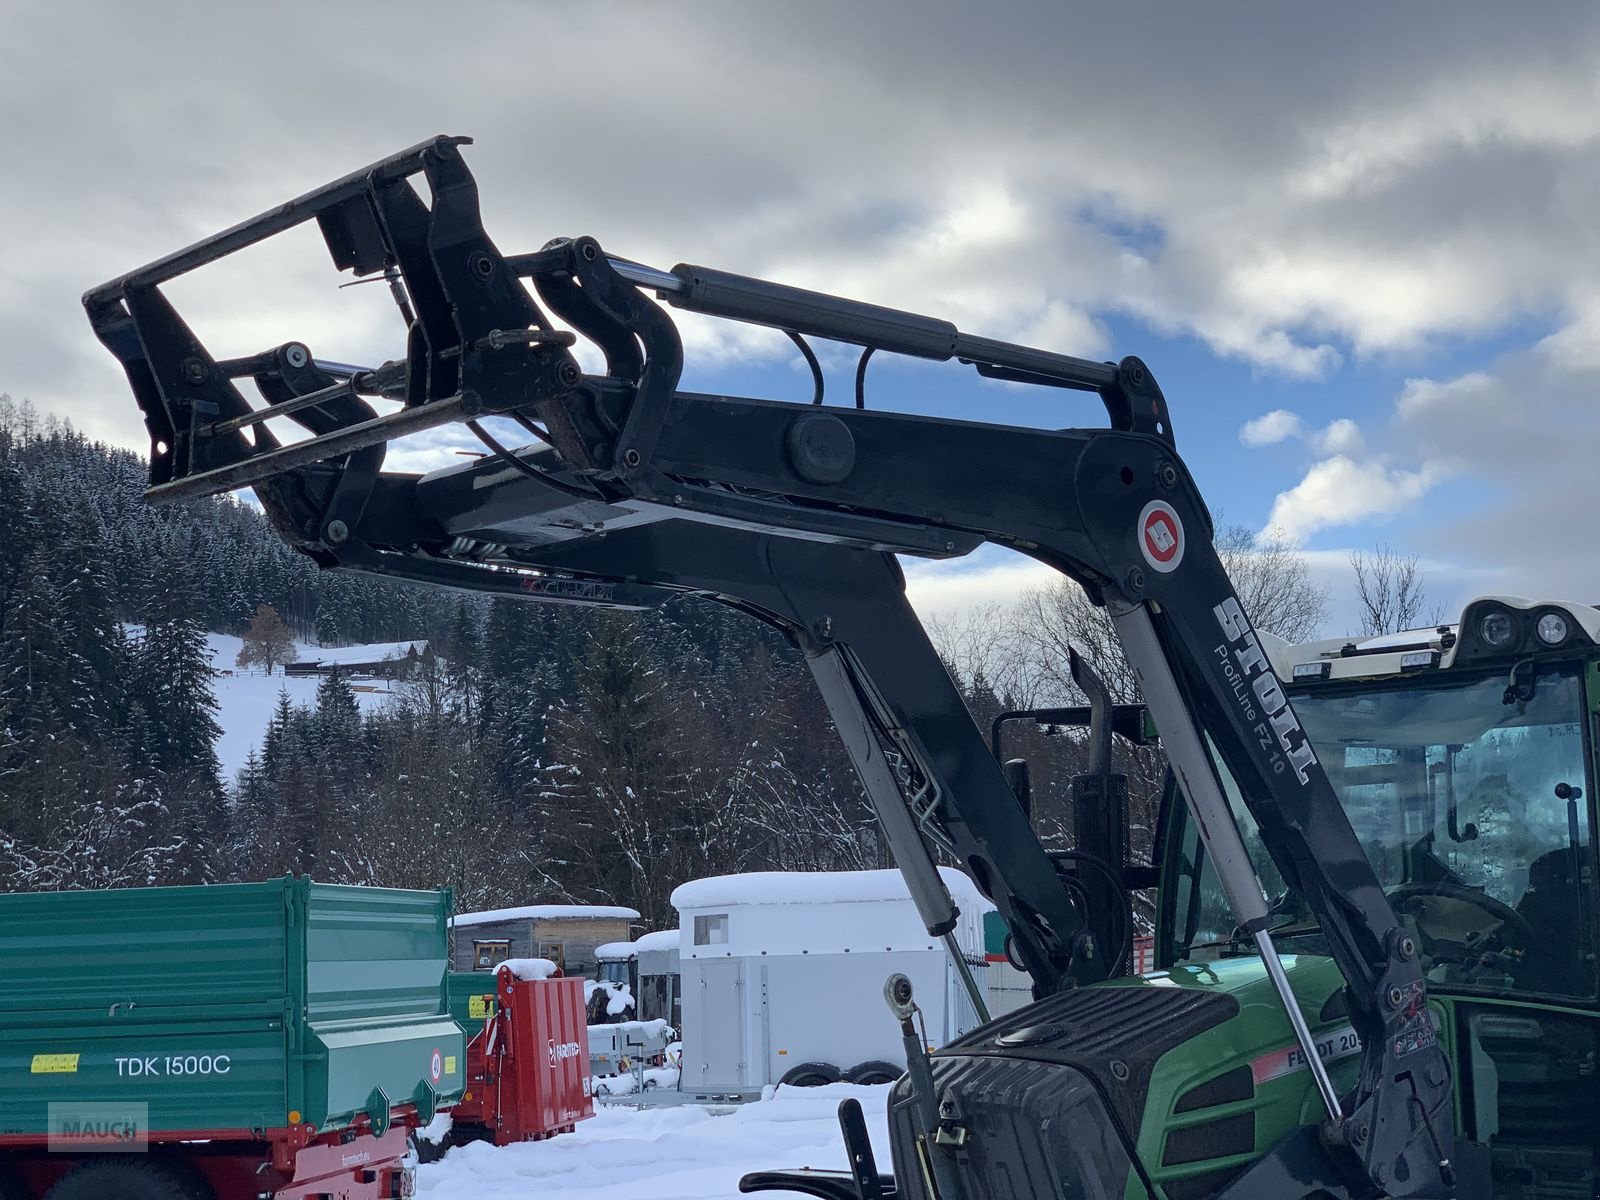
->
[284,640,429,679]
[450,903,640,976]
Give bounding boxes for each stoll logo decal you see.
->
[547,1038,582,1067]
[49,1102,149,1152]
[1137,500,1184,573]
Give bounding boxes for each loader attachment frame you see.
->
[86,135,1458,1198]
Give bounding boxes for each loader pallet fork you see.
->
[88,135,1458,1199]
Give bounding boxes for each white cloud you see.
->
[1255,298,1600,605]
[1263,455,1447,543]
[16,4,1600,449]
[1395,371,1498,422]
[1240,410,1305,446]
[1535,303,1600,370]
[1312,417,1364,455]
[1240,411,1364,455]
[901,553,1058,621]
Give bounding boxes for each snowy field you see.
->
[203,632,402,782]
[419,1083,892,1200]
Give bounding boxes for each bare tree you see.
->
[1350,544,1444,636]
[1218,525,1329,644]
[1013,523,1329,707]
[926,602,1043,709]
[236,603,297,674]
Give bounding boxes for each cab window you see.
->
[1165,664,1598,1001]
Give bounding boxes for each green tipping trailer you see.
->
[0,878,465,1200]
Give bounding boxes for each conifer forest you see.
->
[0,395,1338,928]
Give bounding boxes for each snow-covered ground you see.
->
[418,1083,892,1200]
[592,1064,680,1095]
[203,632,398,782]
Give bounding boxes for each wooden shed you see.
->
[450,903,640,976]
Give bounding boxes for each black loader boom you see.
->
[87,136,1462,1199]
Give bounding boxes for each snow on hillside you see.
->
[417,1083,892,1200]
[203,632,398,783]
[291,640,427,666]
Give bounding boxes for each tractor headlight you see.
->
[1480,610,1517,648]
[1536,612,1570,646]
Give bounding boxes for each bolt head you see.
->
[325,520,349,545]
[1387,985,1406,1008]
[1125,566,1146,594]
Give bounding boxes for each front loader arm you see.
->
[85,136,1455,1198]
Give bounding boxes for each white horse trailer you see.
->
[673,869,990,1099]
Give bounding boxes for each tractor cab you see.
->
[990,596,1600,1196]
[1155,597,1600,1196]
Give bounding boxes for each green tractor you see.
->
[1139,597,1596,1197]
[88,134,1594,1197]
[968,599,1596,1199]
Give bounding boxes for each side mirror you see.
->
[1003,758,1033,819]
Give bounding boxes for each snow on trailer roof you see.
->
[632,929,680,952]
[595,929,679,959]
[452,904,640,927]
[670,867,986,911]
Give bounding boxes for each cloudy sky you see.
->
[6,2,1599,631]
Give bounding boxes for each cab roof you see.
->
[1266,596,1600,684]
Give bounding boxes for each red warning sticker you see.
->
[1138,500,1184,573]
[429,1048,443,1084]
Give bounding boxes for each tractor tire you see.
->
[778,1061,841,1088]
[843,1060,903,1086]
[44,1157,213,1200]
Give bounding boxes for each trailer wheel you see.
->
[778,1061,841,1088]
[843,1060,903,1086]
[45,1157,212,1200]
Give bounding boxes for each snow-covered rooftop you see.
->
[596,929,679,959]
[632,929,680,952]
[671,868,985,911]
[453,904,640,927]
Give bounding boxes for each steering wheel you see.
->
[1387,881,1537,964]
